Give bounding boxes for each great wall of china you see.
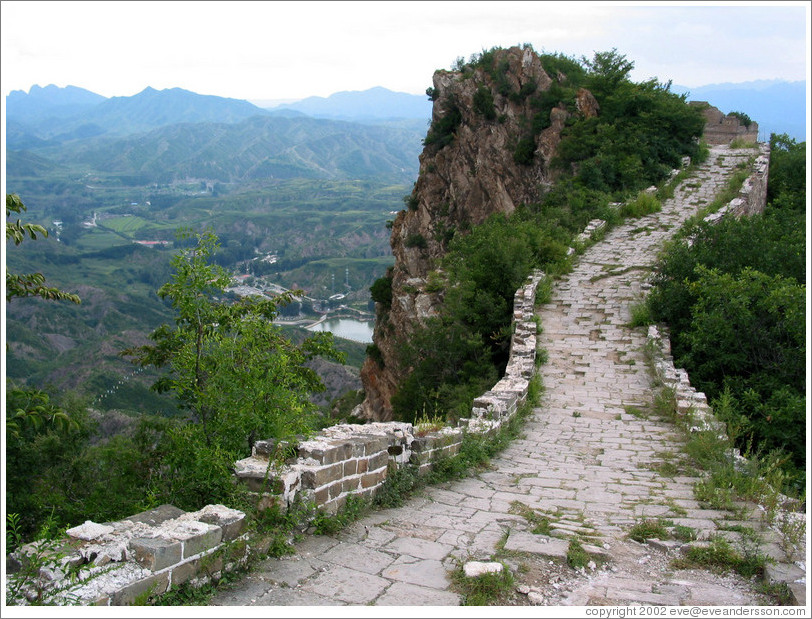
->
[8,137,806,609]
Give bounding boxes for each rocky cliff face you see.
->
[359,46,585,421]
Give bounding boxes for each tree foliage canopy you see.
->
[124,229,343,455]
[646,136,806,487]
[6,193,81,303]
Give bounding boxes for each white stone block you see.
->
[463,561,504,578]
[66,521,114,541]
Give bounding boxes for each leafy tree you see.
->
[682,267,805,474]
[646,141,807,487]
[582,48,635,99]
[124,229,343,456]
[391,212,569,422]
[6,194,81,304]
[767,133,806,211]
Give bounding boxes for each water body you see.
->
[306,318,374,343]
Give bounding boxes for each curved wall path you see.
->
[211,146,798,607]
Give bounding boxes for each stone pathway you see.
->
[210,146,801,607]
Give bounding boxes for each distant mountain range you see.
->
[5,85,426,184]
[21,114,424,184]
[5,79,805,181]
[264,86,433,122]
[6,86,273,148]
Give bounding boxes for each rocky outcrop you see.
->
[359,46,588,420]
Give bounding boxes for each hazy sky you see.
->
[1,1,809,103]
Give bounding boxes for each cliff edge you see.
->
[359,46,594,420]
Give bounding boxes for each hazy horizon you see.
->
[2,2,808,101]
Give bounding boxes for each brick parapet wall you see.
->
[8,504,249,606]
[703,143,770,225]
[234,269,546,515]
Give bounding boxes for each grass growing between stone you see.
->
[628,519,671,543]
[450,562,515,606]
[565,539,590,570]
[671,534,768,580]
[509,502,553,535]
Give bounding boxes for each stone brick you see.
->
[301,462,344,488]
[343,477,360,494]
[129,537,183,571]
[196,507,246,542]
[126,504,185,527]
[314,487,329,506]
[365,437,390,455]
[361,470,385,489]
[253,438,299,462]
[303,442,351,465]
[175,523,222,559]
[368,451,389,471]
[343,459,358,477]
[411,437,431,453]
[409,451,432,466]
[170,554,224,588]
[110,572,169,606]
[328,482,344,500]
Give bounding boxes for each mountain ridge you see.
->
[7,80,806,141]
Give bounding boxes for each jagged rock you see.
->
[66,521,115,541]
[360,46,582,420]
[575,87,600,118]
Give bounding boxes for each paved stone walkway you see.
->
[210,146,797,607]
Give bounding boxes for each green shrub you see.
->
[628,519,670,543]
[513,136,536,165]
[404,233,428,249]
[424,99,463,149]
[473,86,496,120]
[728,111,753,128]
[403,193,419,211]
[620,191,661,218]
[566,539,590,569]
[672,535,767,579]
[369,273,393,308]
[451,561,514,606]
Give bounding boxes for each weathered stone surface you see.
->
[110,572,169,606]
[125,504,185,527]
[463,561,504,578]
[504,531,570,558]
[300,566,389,604]
[382,556,451,589]
[376,581,461,605]
[575,87,600,118]
[172,521,222,559]
[192,504,246,542]
[66,521,114,541]
[129,537,182,571]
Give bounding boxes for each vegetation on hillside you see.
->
[645,133,806,489]
[389,47,708,423]
[4,177,395,409]
[6,218,341,539]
